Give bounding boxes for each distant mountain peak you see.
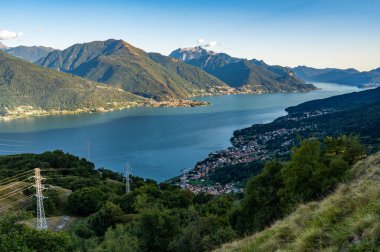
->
[0,42,7,49]
[1,44,55,62]
[169,46,215,61]
[169,47,314,93]
[37,39,229,100]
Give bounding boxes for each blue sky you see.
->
[0,0,379,70]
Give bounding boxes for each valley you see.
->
[0,83,359,181]
[1,1,379,251]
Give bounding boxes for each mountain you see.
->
[0,42,7,49]
[169,47,316,93]
[37,39,230,100]
[217,151,380,251]
[169,46,216,61]
[2,45,55,62]
[293,66,380,87]
[0,50,145,119]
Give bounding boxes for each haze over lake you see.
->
[0,83,360,181]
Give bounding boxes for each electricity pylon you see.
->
[124,163,131,194]
[33,168,48,230]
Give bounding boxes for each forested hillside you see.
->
[0,50,145,119]
[0,135,370,251]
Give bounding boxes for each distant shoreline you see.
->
[0,87,317,122]
[0,99,210,121]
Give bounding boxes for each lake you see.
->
[0,83,361,181]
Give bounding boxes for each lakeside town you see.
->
[176,109,334,194]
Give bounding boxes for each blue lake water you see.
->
[0,83,361,181]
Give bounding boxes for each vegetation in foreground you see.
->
[217,150,380,252]
[0,134,370,251]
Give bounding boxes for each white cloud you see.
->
[36,28,45,33]
[0,30,23,40]
[204,41,217,47]
[197,38,205,44]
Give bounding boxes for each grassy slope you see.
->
[0,50,145,116]
[0,181,32,212]
[216,152,380,251]
[38,39,229,100]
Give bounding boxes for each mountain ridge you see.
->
[0,50,146,119]
[293,65,380,87]
[169,47,316,93]
[37,39,231,100]
[1,45,55,62]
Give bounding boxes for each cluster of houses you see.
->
[177,111,324,195]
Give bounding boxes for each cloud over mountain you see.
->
[0,30,23,40]
[204,41,217,47]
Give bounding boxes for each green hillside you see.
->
[37,39,230,100]
[216,151,380,252]
[0,50,145,118]
[0,136,372,251]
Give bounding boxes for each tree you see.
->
[236,160,284,233]
[0,211,72,252]
[323,135,365,165]
[132,207,180,251]
[89,202,124,236]
[280,139,327,205]
[92,224,139,252]
[170,215,236,252]
[68,187,107,215]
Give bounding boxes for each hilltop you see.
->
[0,50,146,120]
[216,151,380,251]
[37,39,231,100]
[169,47,316,93]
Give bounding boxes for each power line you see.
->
[0,180,29,193]
[0,195,34,212]
[0,170,34,185]
[0,184,32,201]
[40,167,95,171]
[0,173,33,186]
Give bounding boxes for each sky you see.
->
[0,0,379,71]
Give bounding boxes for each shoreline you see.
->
[0,87,316,122]
[0,99,210,122]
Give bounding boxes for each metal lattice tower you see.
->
[125,163,131,194]
[34,168,48,230]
